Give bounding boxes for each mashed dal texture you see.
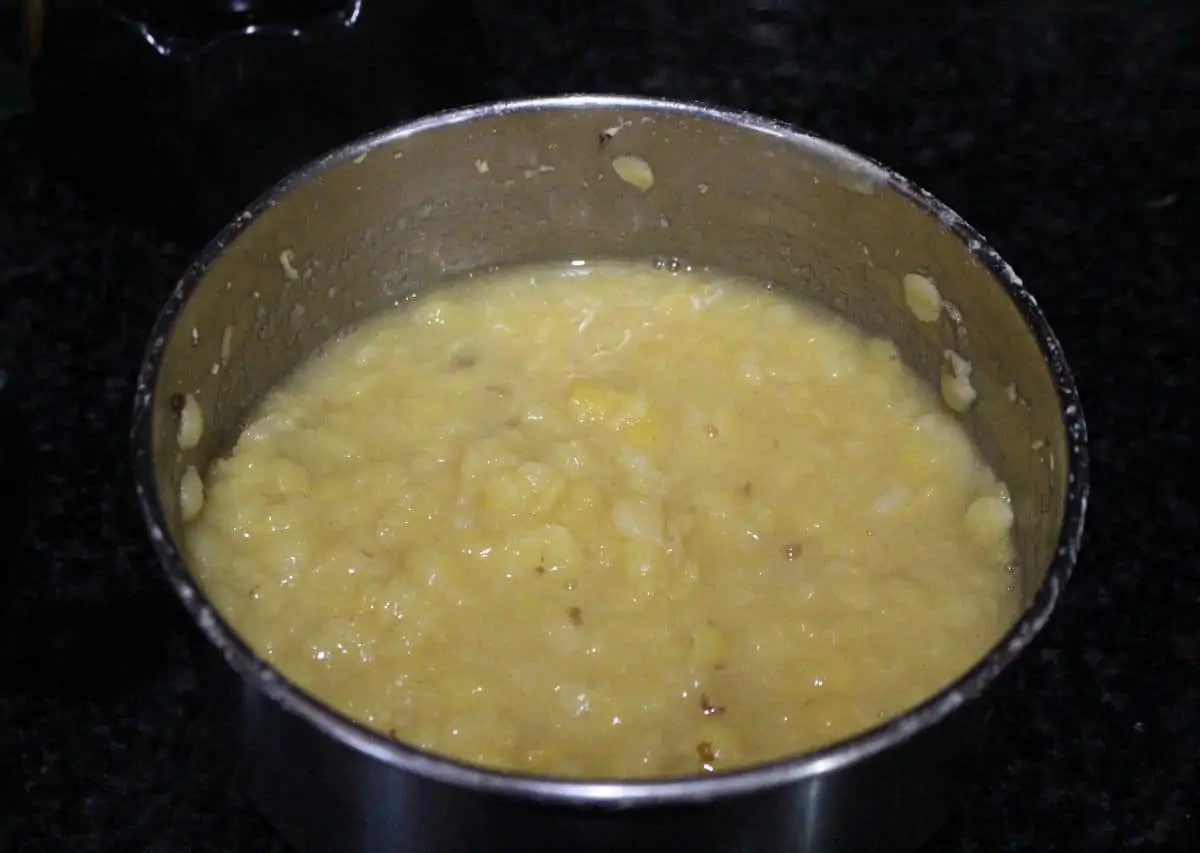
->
[187,261,1018,778]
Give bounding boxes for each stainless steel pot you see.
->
[132,95,1089,853]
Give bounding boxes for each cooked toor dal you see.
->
[185,260,1018,779]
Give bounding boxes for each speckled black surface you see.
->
[2,2,1197,851]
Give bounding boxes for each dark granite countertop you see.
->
[1,2,1196,851]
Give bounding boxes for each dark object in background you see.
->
[0,368,26,602]
[28,0,497,240]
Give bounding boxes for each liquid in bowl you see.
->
[185,259,1019,779]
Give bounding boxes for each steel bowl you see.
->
[132,95,1088,853]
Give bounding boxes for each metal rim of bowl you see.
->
[131,93,1090,807]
